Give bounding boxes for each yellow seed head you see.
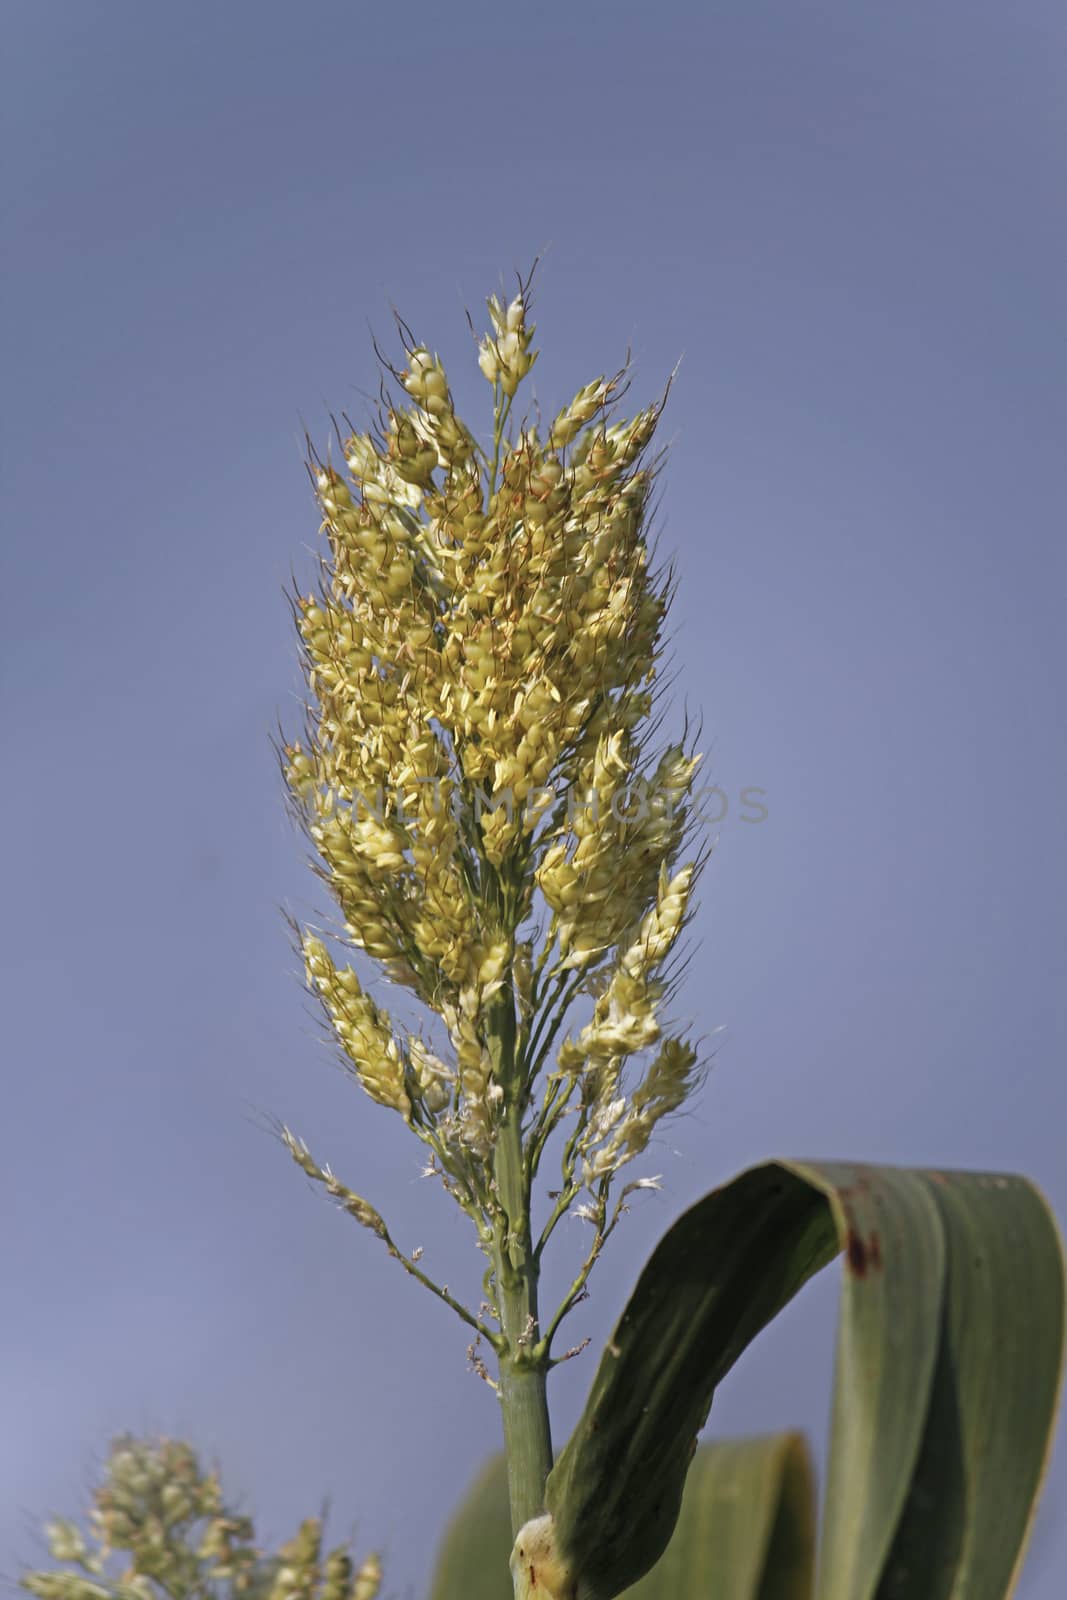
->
[286,272,701,1238]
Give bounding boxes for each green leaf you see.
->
[859,1170,1066,1600]
[429,1437,814,1600]
[545,1160,1065,1600]
[430,1453,512,1600]
[544,1163,837,1598]
[621,1432,815,1600]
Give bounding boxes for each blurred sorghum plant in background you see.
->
[19,1436,382,1600]
[280,266,705,1530]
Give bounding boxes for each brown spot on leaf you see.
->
[846,1230,869,1276]
[846,1229,884,1277]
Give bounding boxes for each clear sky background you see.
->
[3,2,1065,1595]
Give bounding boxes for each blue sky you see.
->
[3,2,1065,1595]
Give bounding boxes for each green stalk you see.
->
[494,1105,553,1533]
[488,979,553,1534]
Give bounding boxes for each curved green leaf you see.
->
[544,1163,838,1597]
[621,1432,815,1600]
[791,1162,945,1600]
[545,1160,1064,1600]
[430,1437,815,1600]
[862,1171,1066,1600]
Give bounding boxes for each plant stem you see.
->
[498,1338,552,1533]
[493,1087,553,1533]
[492,972,556,1536]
